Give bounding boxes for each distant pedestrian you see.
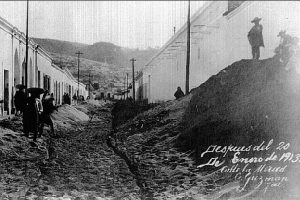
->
[79,95,84,101]
[63,93,66,104]
[14,86,27,116]
[39,90,57,138]
[66,93,71,105]
[23,88,44,142]
[73,94,77,102]
[248,17,264,60]
[174,86,184,100]
[63,93,70,105]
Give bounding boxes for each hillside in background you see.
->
[32,38,158,86]
[32,38,89,55]
[49,52,122,86]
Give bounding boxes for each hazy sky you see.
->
[0,1,205,49]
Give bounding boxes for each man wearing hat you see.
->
[247,17,264,60]
[22,88,44,142]
[275,30,298,64]
[14,85,26,116]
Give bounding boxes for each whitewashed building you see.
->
[138,1,300,103]
[0,16,87,116]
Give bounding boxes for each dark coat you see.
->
[174,89,184,100]
[40,98,56,125]
[248,24,264,47]
[23,97,41,134]
[14,91,27,111]
[42,98,56,115]
[63,94,71,105]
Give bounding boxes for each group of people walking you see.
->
[63,93,71,105]
[14,86,57,142]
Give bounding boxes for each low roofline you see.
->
[144,1,213,68]
[0,16,88,92]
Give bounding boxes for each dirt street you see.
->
[0,103,141,200]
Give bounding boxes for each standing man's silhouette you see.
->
[248,17,264,60]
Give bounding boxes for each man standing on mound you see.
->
[248,17,264,60]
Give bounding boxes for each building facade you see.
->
[138,1,300,103]
[0,16,87,116]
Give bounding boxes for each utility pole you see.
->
[88,73,91,98]
[25,0,29,88]
[126,73,128,99]
[130,58,136,102]
[173,26,176,35]
[124,76,126,100]
[75,51,83,103]
[185,0,190,95]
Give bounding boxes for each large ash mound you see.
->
[176,54,300,199]
[112,54,300,199]
[179,56,300,159]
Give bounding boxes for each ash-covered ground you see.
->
[0,101,140,200]
[1,54,300,200]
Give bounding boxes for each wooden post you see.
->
[185,0,190,95]
[75,51,83,103]
[126,73,128,99]
[25,0,29,88]
[130,58,136,102]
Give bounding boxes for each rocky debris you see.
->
[110,95,218,199]
[56,104,90,122]
[34,121,140,199]
[1,56,300,199]
[181,56,300,153]
[0,126,52,200]
[178,55,300,184]
[110,55,300,199]
[0,115,24,133]
[0,103,140,199]
[111,100,157,128]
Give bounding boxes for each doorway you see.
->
[4,70,9,115]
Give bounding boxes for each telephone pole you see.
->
[75,51,83,103]
[25,0,29,88]
[126,73,129,99]
[185,0,190,95]
[124,76,126,100]
[88,73,91,98]
[130,58,136,102]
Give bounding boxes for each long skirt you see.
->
[22,104,39,137]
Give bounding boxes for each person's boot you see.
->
[38,125,43,138]
[33,132,38,142]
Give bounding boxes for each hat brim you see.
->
[16,84,26,89]
[277,31,286,37]
[27,87,45,94]
[251,18,261,23]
